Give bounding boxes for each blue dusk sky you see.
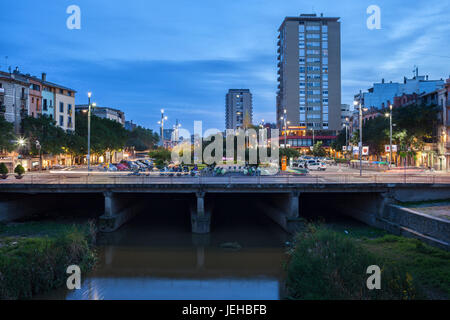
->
[1,0,449,133]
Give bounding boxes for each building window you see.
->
[59,115,64,126]
[68,116,72,128]
[59,102,64,113]
[43,99,48,111]
[68,104,72,115]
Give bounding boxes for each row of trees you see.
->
[331,103,440,159]
[0,113,160,164]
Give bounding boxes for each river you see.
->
[37,198,290,300]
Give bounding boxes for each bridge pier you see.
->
[191,191,211,234]
[258,191,303,234]
[99,191,142,232]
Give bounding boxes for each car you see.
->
[305,160,327,171]
[108,163,118,171]
[126,161,139,170]
[116,163,128,171]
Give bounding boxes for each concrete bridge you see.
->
[1,180,449,249]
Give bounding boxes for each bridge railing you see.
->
[1,173,450,185]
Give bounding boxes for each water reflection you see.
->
[38,197,289,300]
[67,278,280,300]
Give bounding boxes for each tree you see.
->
[74,113,128,163]
[125,126,159,151]
[280,147,300,159]
[0,163,8,176]
[149,148,172,167]
[14,164,25,176]
[21,115,68,169]
[0,115,15,152]
[311,141,326,157]
[331,129,347,153]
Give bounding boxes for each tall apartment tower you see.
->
[276,14,341,131]
[225,89,253,129]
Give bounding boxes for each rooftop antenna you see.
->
[413,65,418,78]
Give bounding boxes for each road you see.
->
[1,166,450,185]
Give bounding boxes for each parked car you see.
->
[116,163,128,171]
[305,160,327,171]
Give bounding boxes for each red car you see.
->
[116,163,128,171]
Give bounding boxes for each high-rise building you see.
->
[225,89,253,129]
[276,14,341,131]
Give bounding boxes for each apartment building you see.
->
[276,14,341,131]
[225,89,253,129]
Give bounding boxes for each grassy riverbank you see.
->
[0,221,97,299]
[286,222,450,300]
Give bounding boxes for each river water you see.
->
[38,198,290,300]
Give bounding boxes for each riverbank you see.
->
[0,221,97,299]
[286,222,450,300]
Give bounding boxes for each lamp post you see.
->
[35,140,41,172]
[385,104,393,168]
[344,117,349,158]
[173,120,181,144]
[355,91,368,177]
[280,110,288,148]
[86,92,95,173]
[158,109,168,147]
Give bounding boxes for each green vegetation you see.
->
[279,147,301,160]
[0,221,96,299]
[0,163,8,176]
[149,147,172,167]
[0,115,15,152]
[286,223,450,300]
[363,235,450,298]
[396,198,450,207]
[14,164,25,176]
[333,103,440,158]
[125,126,159,151]
[310,141,327,157]
[17,114,159,165]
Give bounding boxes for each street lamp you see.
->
[35,140,41,172]
[17,137,26,147]
[385,104,393,168]
[158,109,168,147]
[173,121,181,144]
[280,109,288,148]
[355,93,368,177]
[344,117,349,158]
[86,92,95,173]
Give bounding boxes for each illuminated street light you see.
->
[385,104,393,168]
[159,109,168,147]
[87,92,95,173]
[356,91,369,176]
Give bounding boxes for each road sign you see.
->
[362,146,369,155]
[342,146,347,151]
[385,145,397,152]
